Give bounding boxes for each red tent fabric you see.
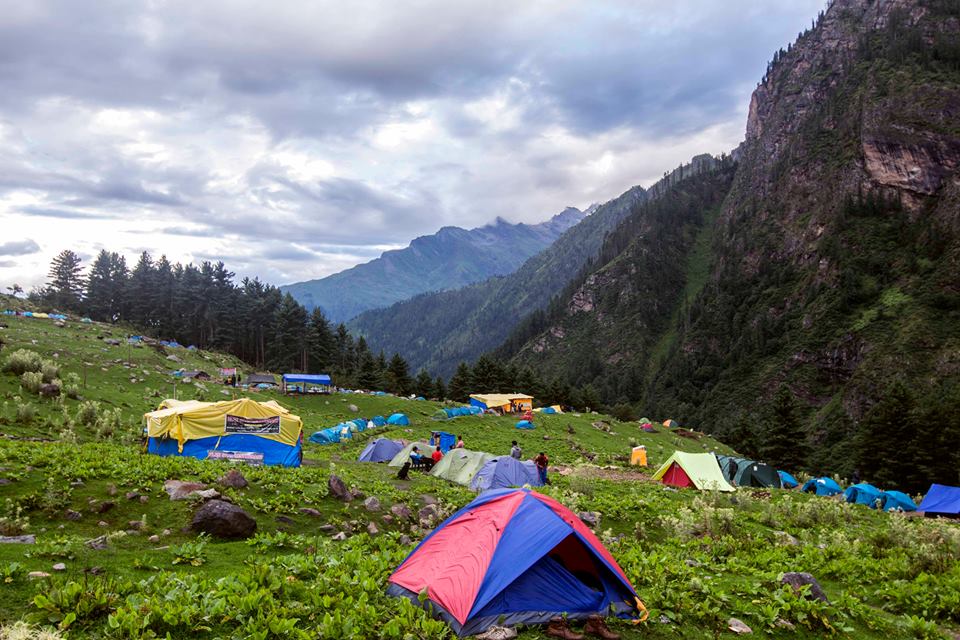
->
[660,462,693,488]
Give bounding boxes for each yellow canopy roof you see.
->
[470,393,534,408]
[144,398,302,452]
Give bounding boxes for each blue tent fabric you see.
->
[878,490,918,512]
[372,415,387,426]
[359,438,404,463]
[540,407,557,414]
[148,434,301,467]
[918,483,960,515]
[432,432,457,453]
[282,373,331,385]
[443,406,483,418]
[845,483,882,507]
[778,470,799,489]
[469,397,488,410]
[387,413,410,426]
[801,477,843,496]
[515,420,534,429]
[470,457,542,492]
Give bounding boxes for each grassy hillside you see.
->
[0,315,958,639]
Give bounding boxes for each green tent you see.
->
[652,451,735,492]
[388,441,432,468]
[430,448,494,486]
[733,461,782,488]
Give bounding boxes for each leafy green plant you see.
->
[171,534,209,566]
[1,561,26,584]
[2,348,43,375]
[20,371,43,395]
[0,498,30,535]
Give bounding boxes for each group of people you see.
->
[511,440,550,484]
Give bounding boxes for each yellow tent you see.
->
[663,419,679,428]
[144,398,302,453]
[469,393,534,412]
[630,446,647,466]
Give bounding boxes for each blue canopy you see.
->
[918,483,960,516]
[778,470,799,489]
[470,457,542,492]
[387,413,410,426]
[844,483,882,507]
[282,373,331,385]
[515,420,534,430]
[444,406,483,418]
[878,490,917,512]
[372,415,387,427]
[149,435,301,467]
[359,438,404,463]
[431,431,457,453]
[801,477,843,496]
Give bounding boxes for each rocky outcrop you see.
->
[191,500,257,539]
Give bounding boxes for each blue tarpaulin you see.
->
[148,434,301,467]
[918,483,960,515]
[431,431,457,453]
[282,373,331,385]
[515,420,534,429]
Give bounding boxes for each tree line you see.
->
[29,249,431,394]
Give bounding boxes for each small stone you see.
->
[52,563,66,572]
[98,520,109,527]
[578,511,601,528]
[328,474,352,502]
[685,559,701,567]
[543,435,550,440]
[318,524,335,533]
[348,404,359,413]
[28,571,51,579]
[367,522,379,535]
[390,504,412,520]
[70,480,85,488]
[299,508,321,517]
[658,615,671,624]
[781,572,829,603]
[0,535,35,544]
[162,529,171,536]
[86,566,105,575]
[331,532,348,541]
[381,515,394,525]
[194,489,221,500]
[107,484,118,496]
[350,488,365,500]
[127,520,145,531]
[399,535,412,546]
[774,531,799,546]
[164,480,210,500]
[363,497,381,512]
[218,469,249,490]
[420,494,438,505]
[97,501,116,514]
[86,535,108,550]
[418,504,439,527]
[148,535,160,543]
[775,619,795,631]
[139,495,149,504]
[276,515,295,525]
[125,491,141,500]
[728,618,751,634]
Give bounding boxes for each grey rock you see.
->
[65,509,82,521]
[363,496,381,512]
[161,529,171,536]
[367,522,379,535]
[163,480,209,500]
[399,535,412,546]
[299,508,321,517]
[28,571,51,579]
[381,515,394,525]
[685,559,701,567]
[139,495,149,504]
[86,535,108,550]
[218,469,249,490]
[194,488,221,500]
[191,500,257,539]
[578,511,601,528]
[390,504,412,520]
[774,531,799,546]
[52,563,66,572]
[348,404,359,413]
[127,520,144,531]
[96,501,116,514]
[780,572,829,603]
[418,504,439,527]
[331,532,348,541]
[327,474,352,502]
[97,520,109,527]
[276,515,295,525]
[106,485,118,496]
[318,524,336,532]
[0,535,35,544]
[125,491,141,500]
[727,618,752,634]
[420,494,438,505]
[148,535,160,543]
[39,383,61,398]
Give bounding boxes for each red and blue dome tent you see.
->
[387,488,643,636]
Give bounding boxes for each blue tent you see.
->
[431,431,457,453]
[918,483,960,516]
[359,438,404,463]
[148,435,301,466]
[844,483,882,507]
[387,413,410,426]
[415,396,426,401]
[387,488,640,636]
[470,457,542,492]
[801,477,843,497]
[540,407,557,415]
[878,490,917,512]
[515,420,534,429]
[778,470,799,489]
[372,415,387,427]
[443,406,482,418]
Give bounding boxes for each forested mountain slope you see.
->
[352,155,725,377]
[502,0,960,490]
[281,208,584,322]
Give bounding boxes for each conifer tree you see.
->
[414,369,434,398]
[46,249,84,311]
[759,386,808,471]
[448,362,473,402]
[307,308,336,373]
[434,376,447,401]
[855,382,913,488]
[386,353,412,396]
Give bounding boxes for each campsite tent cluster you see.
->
[309,413,409,444]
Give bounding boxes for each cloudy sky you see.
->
[0,0,822,291]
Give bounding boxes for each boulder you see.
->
[363,497,381,512]
[218,469,249,490]
[418,504,440,527]
[0,535,35,544]
[96,501,116,514]
[780,572,829,603]
[65,509,82,521]
[164,480,209,500]
[191,500,257,539]
[39,383,61,398]
[390,504,412,521]
[299,508,321,517]
[327,474,352,502]
[578,511,601,528]
[774,531,799,546]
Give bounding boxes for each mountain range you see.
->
[352,0,960,482]
[280,208,586,322]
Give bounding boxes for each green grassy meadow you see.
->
[0,315,958,639]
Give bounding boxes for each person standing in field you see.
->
[534,451,549,484]
[510,441,522,459]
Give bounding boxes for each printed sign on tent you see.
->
[224,414,280,434]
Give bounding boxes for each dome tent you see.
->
[387,413,410,426]
[844,483,882,507]
[878,490,917,512]
[470,456,542,492]
[778,470,799,489]
[388,442,433,467]
[430,448,493,486]
[733,461,782,489]
[358,438,404,463]
[387,488,641,636]
[652,451,734,492]
[801,477,843,497]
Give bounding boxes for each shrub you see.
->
[74,401,99,427]
[15,401,36,424]
[39,479,72,515]
[62,373,81,400]
[40,361,60,384]
[20,371,43,395]
[0,499,29,536]
[610,403,637,422]
[2,349,42,376]
[94,407,125,440]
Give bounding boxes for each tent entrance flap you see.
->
[661,462,693,488]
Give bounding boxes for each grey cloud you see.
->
[17,206,104,219]
[0,239,40,256]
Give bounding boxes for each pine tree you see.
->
[855,382,913,489]
[126,252,155,328]
[85,250,119,321]
[357,349,381,390]
[471,355,502,391]
[448,362,473,402]
[414,369,434,398]
[434,376,447,401]
[386,353,412,396]
[307,308,335,373]
[759,386,808,471]
[46,250,84,311]
[267,294,309,371]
